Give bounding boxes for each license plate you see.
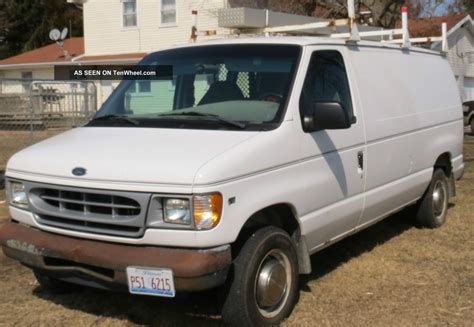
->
[126,267,175,297]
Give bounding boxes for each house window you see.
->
[128,81,151,93]
[138,81,151,93]
[21,71,33,92]
[160,0,176,25]
[21,71,32,79]
[122,0,137,27]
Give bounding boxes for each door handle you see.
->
[357,151,364,170]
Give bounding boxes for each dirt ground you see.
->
[0,134,473,326]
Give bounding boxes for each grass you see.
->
[0,133,473,326]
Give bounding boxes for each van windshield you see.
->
[88,44,301,130]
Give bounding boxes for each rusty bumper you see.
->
[0,222,231,292]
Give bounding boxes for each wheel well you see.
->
[238,204,299,239]
[233,204,312,274]
[434,152,452,177]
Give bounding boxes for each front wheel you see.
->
[221,226,299,326]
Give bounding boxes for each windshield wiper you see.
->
[157,111,246,129]
[90,114,139,126]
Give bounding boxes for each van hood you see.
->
[7,127,259,186]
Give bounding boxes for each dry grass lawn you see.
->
[0,133,473,326]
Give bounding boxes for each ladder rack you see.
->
[208,0,449,53]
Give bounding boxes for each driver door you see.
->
[297,46,366,252]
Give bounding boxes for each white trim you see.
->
[159,23,178,29]
[76,58,145,64]
[0,61,72,69]
[122,26,139,31]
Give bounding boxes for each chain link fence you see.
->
[0,78,97,172]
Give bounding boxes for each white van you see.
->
[0,37,464,325]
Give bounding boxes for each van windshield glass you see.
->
[89,45,301,130]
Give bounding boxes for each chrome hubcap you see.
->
[432,180,447,219]
[255,249,291,318]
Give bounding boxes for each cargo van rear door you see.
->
[296,47,366,252]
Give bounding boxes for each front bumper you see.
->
[0,222,231,292]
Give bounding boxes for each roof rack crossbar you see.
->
[262,18,350,34]
[330,28,403,39]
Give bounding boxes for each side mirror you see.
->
[303,102,352,133]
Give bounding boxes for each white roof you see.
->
[163,35,442,56]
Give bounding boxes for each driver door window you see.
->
[300,50,353,123]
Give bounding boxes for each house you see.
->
[0,0,228,104]
[431,15,474,102]
[0,37,84,81]
[396,14,474,102]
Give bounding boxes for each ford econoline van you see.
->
[0,37,464,326]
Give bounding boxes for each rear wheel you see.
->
[221,226,299,326]
[34,270,82,293]
[416,169,449,228]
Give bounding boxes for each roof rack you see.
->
[209,0,449,53]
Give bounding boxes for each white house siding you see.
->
[433,19,474,101]
[0,67,55,94]
[126,75,211,114]
[83,0,228,56]
[1,67,54,80]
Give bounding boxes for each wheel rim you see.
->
[432,180,447,220]
[254,249,292,319]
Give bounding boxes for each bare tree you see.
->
[446,0,474,16]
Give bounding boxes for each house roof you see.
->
[0,36,147,68]
[395,14,467,37]
[0,37,84,66]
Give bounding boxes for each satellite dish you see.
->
[60,27,68,40]
[49,29,61,41]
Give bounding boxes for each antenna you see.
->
[49,27,71,60]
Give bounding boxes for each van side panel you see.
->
[348,48,463,226]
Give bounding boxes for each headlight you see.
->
[163,198,191,225]
[193,193,222,230]
[7,181,28,208]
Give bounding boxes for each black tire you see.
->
[416,169,449,228]
[34,270,82,293]
[221,226,299,326]
[470,118,474,135]
[0,170,4,190]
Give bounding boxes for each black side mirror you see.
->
[303,102,352,133]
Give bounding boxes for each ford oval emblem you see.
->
[72,167,87,176]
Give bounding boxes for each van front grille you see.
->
[39,188,141,217]
[36,214,143,238]
[26,183,151,238]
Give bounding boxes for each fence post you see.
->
[28,81,35,144]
